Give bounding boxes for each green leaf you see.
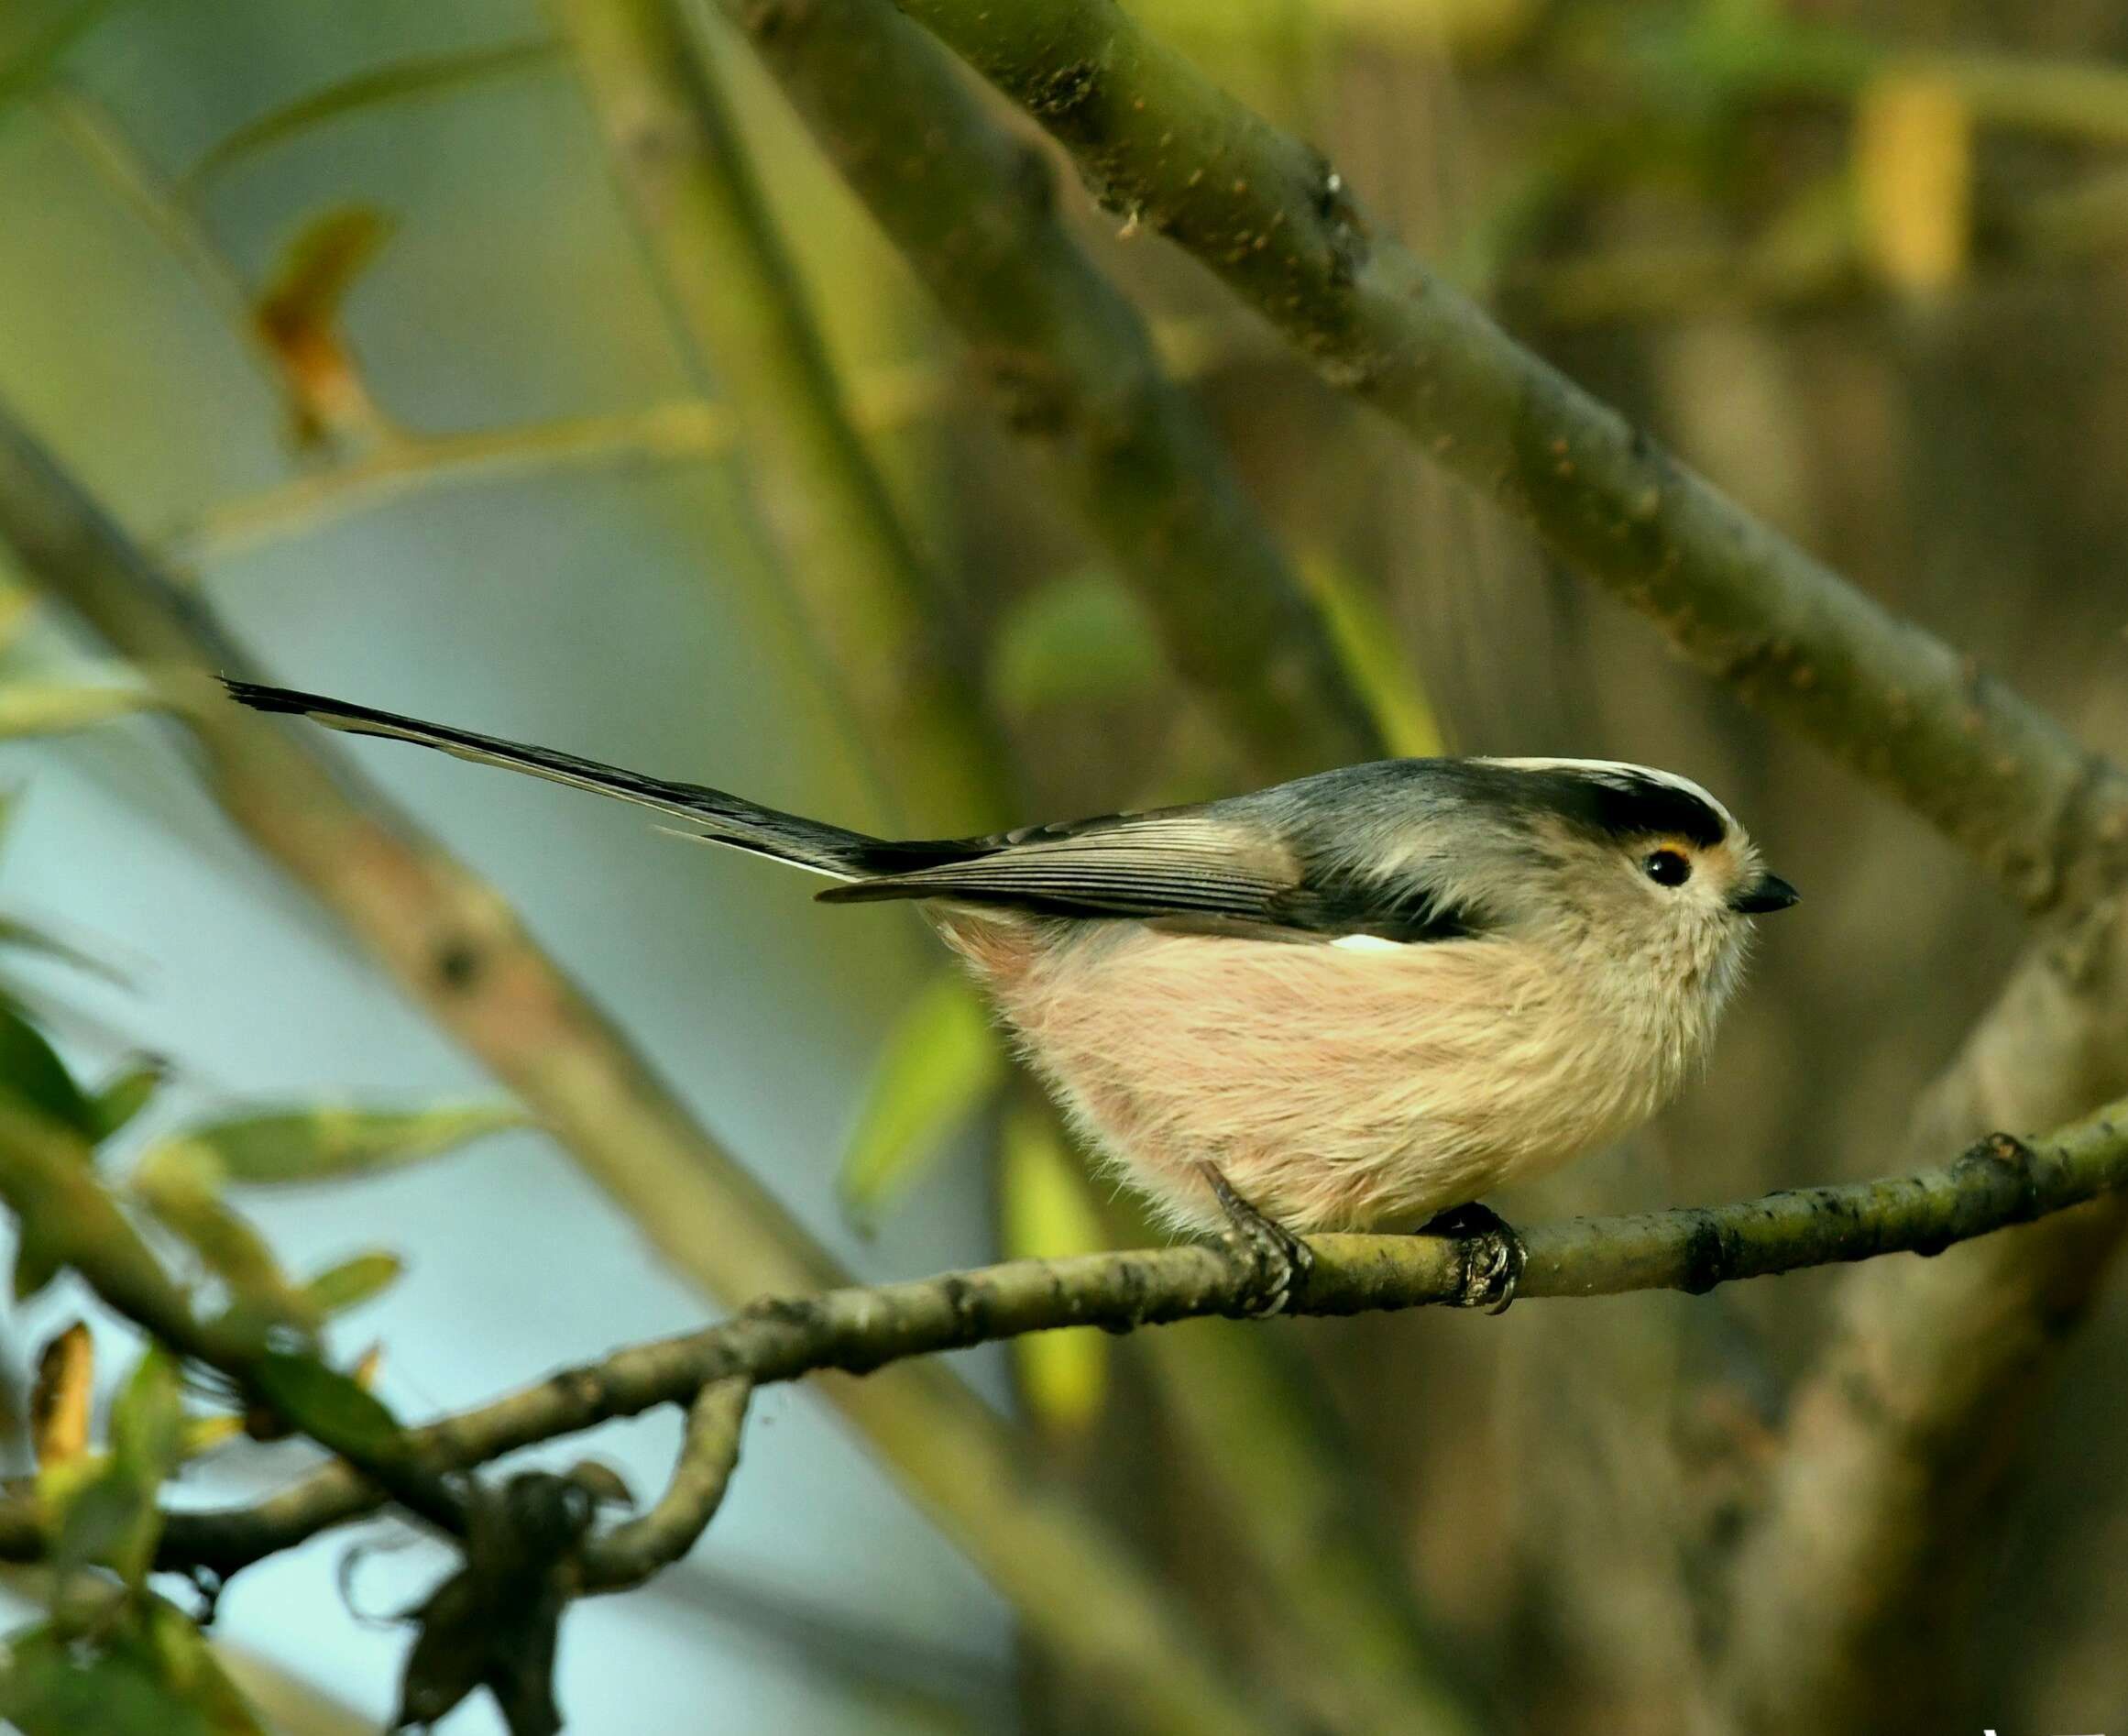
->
[0,1000,98,1137]
[0,682,159,739]
[0,0,123,112]
[0,1601,266,1736]
[176,1101,527,1184]
[839,973,1004,1231]
[182,39,558,191]
[129,1143,309,1326]
[998,1106,1109,1432]
[0,1620,215,1736]
[1298,553,1445,758]
[11,1230,61,1302]
[89,1060,165,1141]
[247,1351,405,1462]
[110,1347,183,1488]
[301,1249,402,1316]
[992,566,1167,716]
[76,1349,185,1591]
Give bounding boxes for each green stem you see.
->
[552,0,1008,833]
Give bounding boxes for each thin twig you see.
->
[554,0,1008,833]
[576,1379,751,1592]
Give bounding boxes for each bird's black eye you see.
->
[1642,848,1692,888]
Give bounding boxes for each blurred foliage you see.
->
[838,970,1002,1232]
[0,0,2123,1728]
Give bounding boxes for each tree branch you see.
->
[1,1095,2117,1587]
[888,0,2128,912]
[711,0,1382,779]
[0,398,1284,1736]
[0,1103,467,1540]
[576,1379,752,1592]
[554,0,1008,833]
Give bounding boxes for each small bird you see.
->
[225,681,1795,1309]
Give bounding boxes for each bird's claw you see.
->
[1421,1202,1525,1314]
[1202,1166,1311,1316]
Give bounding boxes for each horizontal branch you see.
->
[5,1093,2115,1583]
[890,0,2128,911]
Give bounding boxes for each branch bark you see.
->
[576,1379,752,1592]
[887,0,2128,914]
[1,1094,2118,1587]
[712,0,1381,779]
[553,0,1009,834]
[0,401,1283,1736]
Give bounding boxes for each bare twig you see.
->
[554,0,1007,832]
[576,1379,752,1592]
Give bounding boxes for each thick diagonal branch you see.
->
[889,0,2128,912]
[0,401,1280,1736]
[712,0,1380,779]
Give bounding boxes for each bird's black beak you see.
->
[1730,873,1800,915]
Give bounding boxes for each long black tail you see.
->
[224,681,942,880]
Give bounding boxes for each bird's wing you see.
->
[819,811,1484,941]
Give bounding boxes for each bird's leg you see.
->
[1420,1202,1526,1314]
[1199,1163,1312,1316]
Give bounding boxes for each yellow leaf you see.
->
[998,1105,1108,1433]
[1299,554,1444,758]
[839,973,1004,1231]
[29,1323,93,1469]
[1855,72,1971,298]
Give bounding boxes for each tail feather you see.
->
[223,680,917,880]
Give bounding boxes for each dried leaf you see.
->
[29,1322,93,1468]
[176,1101,526,1184]
[839,973,1004,1231]
[253,205,397,447]
[997,1106,1109,1433]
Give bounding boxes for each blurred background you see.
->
[0,0,2123,1731]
